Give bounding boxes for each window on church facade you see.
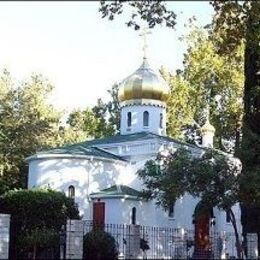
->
[127,112,132,127]
[143,111,149,127]
[68,185,75,199]
[160,113,163,128]
[168,203,174,218]
[131,207,136,224]
[226,210,231,223]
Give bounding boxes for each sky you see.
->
[0,1,214,113]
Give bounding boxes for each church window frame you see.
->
[168,203,174,218]
[127,112,132,127]
[143,111,149,127]
[68,185,75,199]
[159,113,163,128]
[226,210,231,223]
[131,207,136,225]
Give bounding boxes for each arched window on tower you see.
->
[159,113,163,128]
[143,111,149,127]
[127,112,132,127]
[131,207,136,225]
[68,185,75,199]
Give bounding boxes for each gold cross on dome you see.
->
[139,27,152,59]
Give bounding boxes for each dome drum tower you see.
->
[118,58,169,136]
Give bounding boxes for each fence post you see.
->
[247,233,258,259]
[66,219,84,259]
[125,224,141,259]
[0,213,10,259]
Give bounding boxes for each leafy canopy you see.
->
[99,0,177,30]
[138,147,241,211]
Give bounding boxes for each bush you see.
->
[83,229,118,260]
[0,188,80,259]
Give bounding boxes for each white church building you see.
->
[26,46,242,258]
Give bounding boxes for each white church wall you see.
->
[173,194,199,230]
[28,157,131,218]
[214,203,242,234]
[90,197,174,228]
[120,105,166,136]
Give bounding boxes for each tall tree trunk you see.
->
[239,3,260,254]
[229,208,243,259]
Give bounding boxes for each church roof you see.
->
[75,131,201,150]
[27,132,203,162]
[27,146,126,162]
[90,185,141,199]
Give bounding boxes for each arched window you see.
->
[143,111,149,127]
[168,203,174,218]
[159,113,163,128]
[131,207,136,225]
[226,210,231,223]
[68,185,75,199]
[127,112,132,127]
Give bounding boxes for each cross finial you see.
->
[139,27,152,60]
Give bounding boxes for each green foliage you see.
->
[212,1,260,238]
[138,148,241,211]
[138,147,243,257]
[0,188,79,258]
[161,69,194,139]
[17,227,59,250]
[181,26,243,150]
[0,69,98,194]
[69,83,120,139]
[83,229,118,260]
[0,71,63,193]
[99,1,176,30]
[0,188,79,230]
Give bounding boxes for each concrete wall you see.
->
[0,214,10,259]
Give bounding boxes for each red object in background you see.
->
[93,202,105,228]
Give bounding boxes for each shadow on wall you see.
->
[29,157,128,218]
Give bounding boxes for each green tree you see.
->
[99,0,177,30]
[0,188,79,259]
[212,0,260,245]
[160,68,195,139]
[70,83,120,139]
[182,26,244,151]
[138,148,243,258]
[0,71,62,193]
[63,107,98,143]
[161,26,244,150]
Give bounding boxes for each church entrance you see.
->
[193,202,213,259]
[93,201,105,228]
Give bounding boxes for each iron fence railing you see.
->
[82,221,238,259]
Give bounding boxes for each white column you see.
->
[0,214,10,259]
[66,219,84,259]
[125,224,141,259]
[247,233,258,259]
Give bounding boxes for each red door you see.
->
[195,213,210,251]
[93,202,105,228]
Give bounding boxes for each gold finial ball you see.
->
[118,59,170,102]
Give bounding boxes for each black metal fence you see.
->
[83,221,238,259]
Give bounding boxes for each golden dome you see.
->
[118,58,170,102]
[201,119,215,134]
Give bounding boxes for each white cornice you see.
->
[25,153,128,165]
